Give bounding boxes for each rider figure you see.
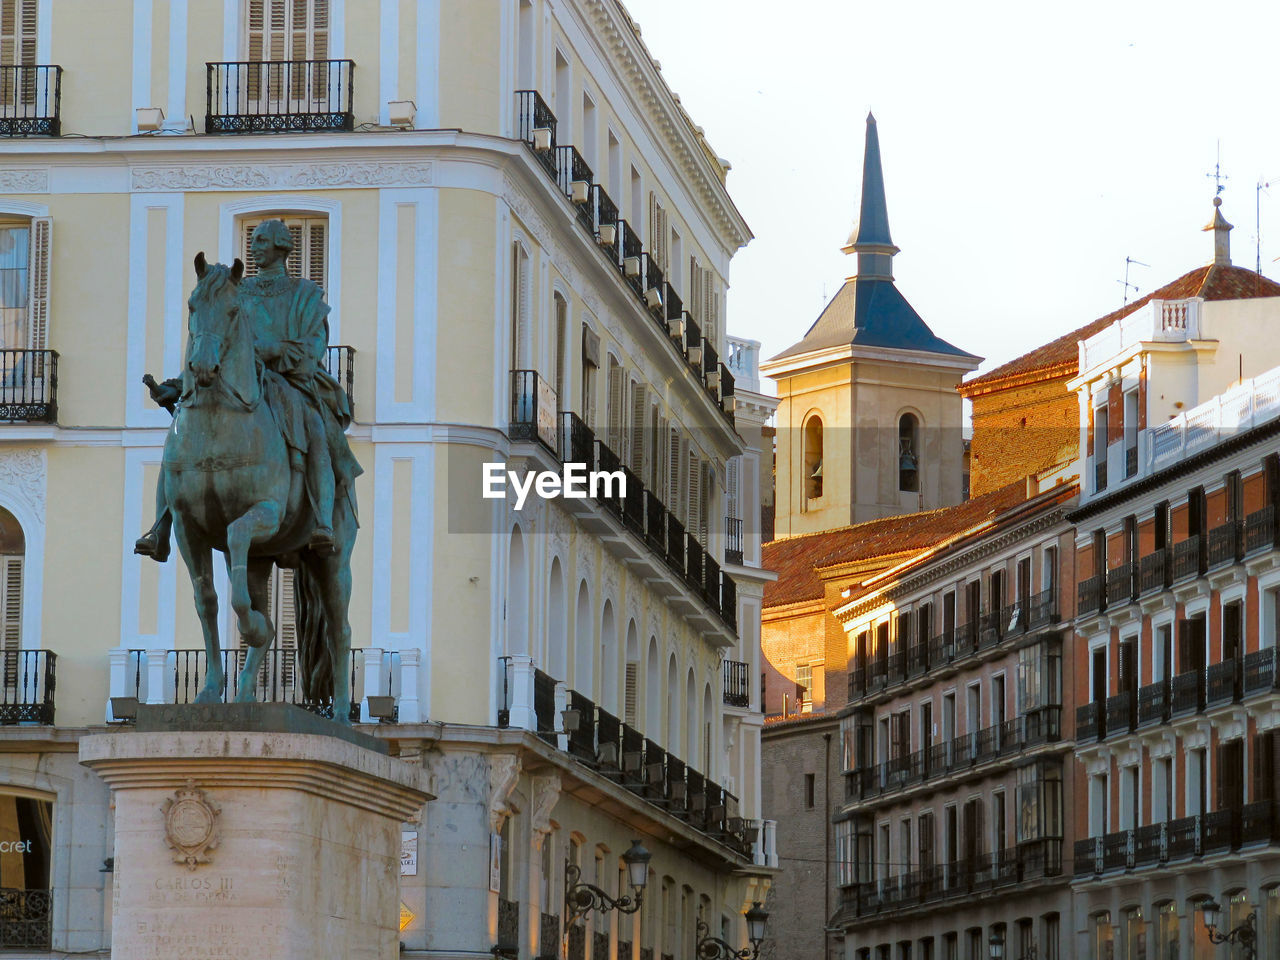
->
[135,219,360,561]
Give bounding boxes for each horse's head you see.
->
[187,252,245,389]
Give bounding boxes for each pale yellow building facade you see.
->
[0,0,776,955]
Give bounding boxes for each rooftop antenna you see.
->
[1207,140,1229,195]
[1118,256,1149,308]
[1258,179,1272,275]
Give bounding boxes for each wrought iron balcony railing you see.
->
[725,516,743,565]
[515,90,558,179]
[206,60,354,133]
[508,369,559,452]
[0,350,57,423]
[1172,535,1203,580]
[1076,700,1102,742]
[1104,691,1135,738]
[1077,574,1104,617]
[0,65,61,136]
[1207,521,1242,568]
[0,650,56,725]
[0,888,51,949]
[324,345,355,416]
[1246,505,1279,554]
[1105,562,1135,607]
[554,144,595,235]
[723,659,750,707]
[1137,679,1171,727]
[1138,548,1168,595]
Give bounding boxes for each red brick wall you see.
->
[968,374,1079,498]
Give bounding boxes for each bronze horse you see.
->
[161,254,356,722]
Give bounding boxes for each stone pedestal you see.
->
[79,704,432,960]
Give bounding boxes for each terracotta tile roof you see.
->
[762,480,1034,608]
[961,264,1280,394]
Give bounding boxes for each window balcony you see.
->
[1104,691,1135,738]
[1105,562,1135,607]
[496,897,519,958]
[1170,668,1204,716]
[1137,679,1171,727]
[0,65,61,137]
[1074,804,1280,880]
[1172,535,1203,581]
[508,369,559,453]
[722,660,750,708]
[1076,700,1103,742]
[0,650,56,725]
[724,516,743,565]
[1207,520,1242,568]
[206,60,354,133]
[515,89,558,179]
[1077,574,1104,617]
[324,344,355,416]
[1246,505,1279,554]
[1028,587,1059,627]
[1205,658,1241,707]
[0,887,50,950]
[0,350,57,423]
[554,144,595,235]
[501,678,753,858]
[1244,647,1277,695]
[1138,549,1169,595]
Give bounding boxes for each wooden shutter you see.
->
[0,555,20,654]
[701,268,717,347]
[689,256,702,318]
[0,0,38,67]
[607,361,623,453]
[1176,619,1192,673]
[304,219,326,288]
[687,450,702,543]
[26,217,50,352]
[649,194,668,271]
[629,382,647,475]
[624,662,638,725]
[725,458,740,524]
[240,216,326,288]
[667,428,682,520]
[275,567,297,688]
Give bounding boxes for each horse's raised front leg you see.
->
[235,559,276,703]
[172,513,225,703]
[226,501,282,651]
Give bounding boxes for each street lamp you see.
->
[989,933,1037,960]
[564,840,650,926]
[1201,899,1257,960]
[695,903,769,960]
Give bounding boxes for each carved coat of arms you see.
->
[162,780,220,870]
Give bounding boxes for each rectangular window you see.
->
[803,773,815,809]
[0,217,50,354]
[795,663,812,710]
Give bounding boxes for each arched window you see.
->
[666,655,679,751]
[623,620,638,725]
[0,215,51,374]
[505,528,529,658]
[599,599,617,711]
[571,578,590,690]
[547,558,567,678]
[553,292,568,407]
[645,635,660,736]
[510,242,531,371]
[684,668,697,762]
[803,415,823,501]
[898,413,920,492]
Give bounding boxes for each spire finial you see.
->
[1203,195,1233,267]
[841,112,900,279]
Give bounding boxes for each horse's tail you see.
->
[294,560,333,705]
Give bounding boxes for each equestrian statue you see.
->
[135,220,362,723]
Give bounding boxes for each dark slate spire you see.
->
[841,112,899,279]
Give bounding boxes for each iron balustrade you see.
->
[1073,837,1102,878]
[1134,823,1163,866]
[540,914,561,958]
[559,412,595,471]
[1244,647,1277,695]
[1202,808,1237,854]
[1095,459,1107,492]
[167,648,359,721]
[620,466,644,535]
[1106,562,1136,606]
[1078,575,1104,616]
[907,640,928,677]
[594,441,624,516]
[1246,505,1278,554]
[978,608,1003,647]
[723,660,750,707]
[0,888,51,949]
[702,341,721,395]
[566,689,596,762]
[1077,700,1102,742]
[725,516,743,565]
[679,311,702,363]
[324,345,355,416]
[0,650,55,724]
[1137,679,1172,727]
[954,621,977,658]
[592,185,620,255]
[852,707,1062,800]
[618,220,644,298]
[643,740,667,802]
[617,943,632,960]
[593,932,609,960]
[665,514,685,576]
[1139,549,1169,594]
[1207,521,1242,568]
[703,555,721,608]
[533,668,556,744]
[568,925,586,960]
[1002,601,1026,637]
[1105,691,1135,737]
[554,145,596,235]
[644,491,666,553]
[0,65,61,136]
[514,90,558,179]
[1241,800,1280,845]
[848,667,866,701]
[685,532,704,595]
[664,283,683,326]
[1102,831,1130,871]
[1029,587,1058,627]
[843,840,1063,918]
[206,60,354,133]
[496,898,519,957]
[1171,668,1204,715]
[0,350,57,423]
[720,574,737,631]
[1206,658,1241,706]
[1173,535,1203,580]
[509,370,559,452]
[1166,814,1200,860]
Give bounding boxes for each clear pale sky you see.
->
[622,0,1280,390]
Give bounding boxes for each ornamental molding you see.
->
[0,168,48,193]
[501,176,580,293]
[487,753,522,834]
[529,774,561,849]
[424,750,488,803]
[572,0,748,251]
[131,161,434,192]
[163,780,220,871]
[840,509,1069,622]
[0,448,46,519]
